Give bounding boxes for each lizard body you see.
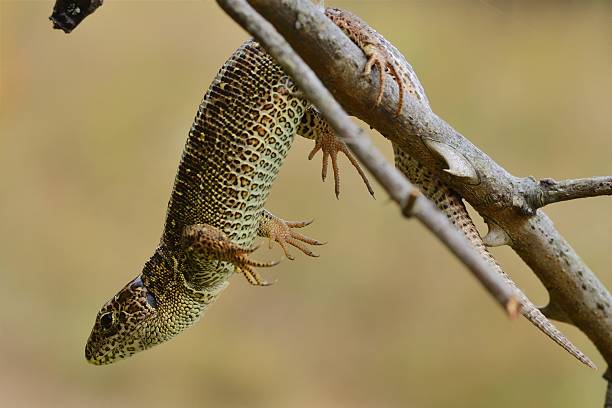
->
[85,35,366,364]
[86,7,593,368]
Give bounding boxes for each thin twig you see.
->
[216,0,520,316]
[536,176,612,208]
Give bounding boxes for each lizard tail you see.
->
[393,146,596,369]
[521,300,596,368]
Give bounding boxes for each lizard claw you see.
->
[258,211,326,260]
[237,264,278,287]
[362,43,404,116]
[324,8,407,116]
[307,124,374,199]
[230,245,280,286]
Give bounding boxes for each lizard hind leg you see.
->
[362,43,404,114]
[325,8,405,115]
[182,224,280,287]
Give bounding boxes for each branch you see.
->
[241,0,612,364]
[216,0,520,316]
[605,368,612,408]
[535,176,612,208]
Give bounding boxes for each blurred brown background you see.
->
[1,1,611,407]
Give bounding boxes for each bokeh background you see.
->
[1,1,611,407]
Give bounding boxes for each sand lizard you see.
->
[85,7,593,368]
[85,22,372,365]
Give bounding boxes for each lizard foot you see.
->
[307,122,374,199]
[324,8,406,115]
[258,210,326,260]
[182,224,279,286]
[362,43,404,115]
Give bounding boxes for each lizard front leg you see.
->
[298,107,374,199]
[257,208,326,260]
[182,224,279,286]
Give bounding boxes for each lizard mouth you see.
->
[84,342,110,365]
[84,334,114,365]
[84,331,143,366]
[84,343,104,365]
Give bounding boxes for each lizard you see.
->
[85,23,373,365]
[85,6,594,368]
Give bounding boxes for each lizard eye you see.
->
[100,312,114,329]
[145,292,158,309]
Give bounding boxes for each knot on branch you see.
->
[400,189,420,218]
[423,139,480,185]
[482,221,511,247]
[511,176,542,215]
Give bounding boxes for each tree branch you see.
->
[535,176,612,208]
[216,0,520,316]
[241,0,612,365]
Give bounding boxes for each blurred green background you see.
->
[1,1,611,407]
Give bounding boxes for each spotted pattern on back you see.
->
[162,40,308,286]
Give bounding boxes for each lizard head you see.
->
[85,250,227,365]
[85,275,163,365]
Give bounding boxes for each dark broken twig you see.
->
[49,0,103,33]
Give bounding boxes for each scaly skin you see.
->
[325,8,595,368]
[85,37,367,365]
